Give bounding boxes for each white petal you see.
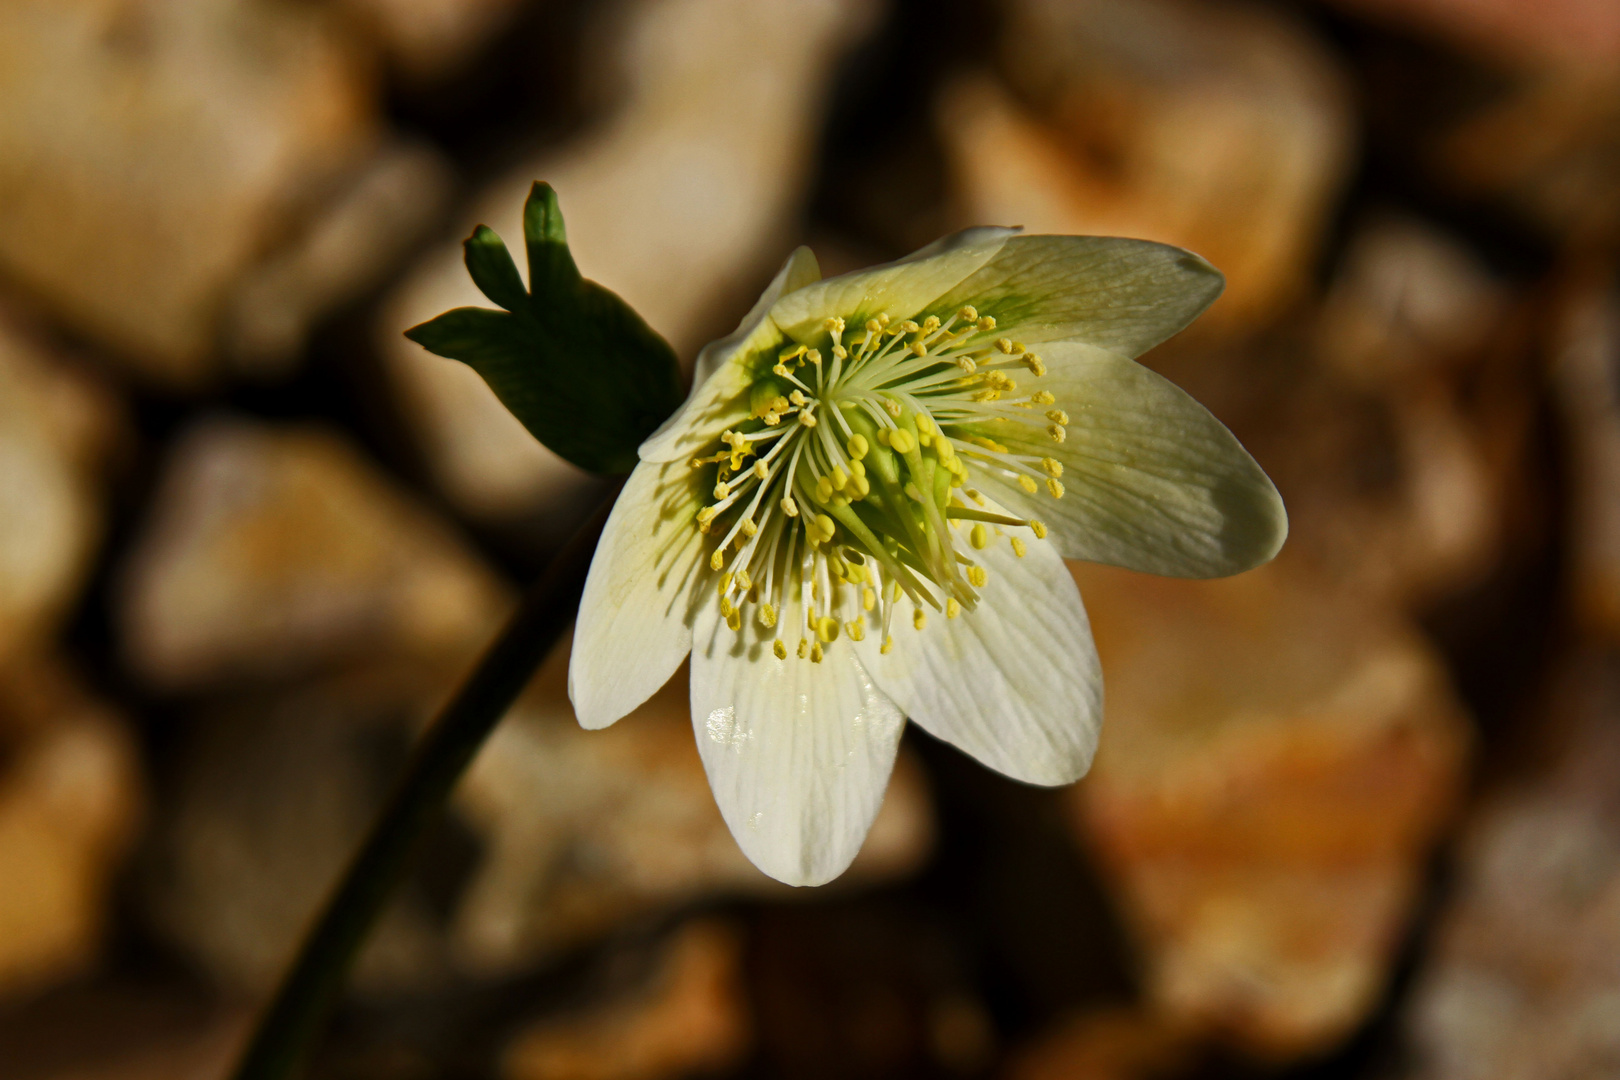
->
[861,525,1100,786]
[569,459,708,728]
[640,246,821,463]
[931,235,1224,358]
[689,599,906,886]
[769,227,1019,344]
[976,341,1287,578]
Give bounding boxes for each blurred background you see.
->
[0,0,1617,1077]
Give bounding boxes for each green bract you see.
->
[568,225,1288,888]
[406,183,683,475]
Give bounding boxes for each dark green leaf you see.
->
[404,183,683,475]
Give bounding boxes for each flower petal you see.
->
[569,459,709,728]
[975,341,1287,578]
[929,235,1224,358]
[769,227,1019,345]
[640,246,821,463]
[689,599,907,886]
[861,524,1101,786]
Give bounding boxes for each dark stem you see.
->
[228,489,617,1080]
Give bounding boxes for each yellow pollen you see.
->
[846,620,865,642]
[810,642,824,663]
[1018,475,1038,494]
[966,488,984,505]
[1032,390,1055,405]
[1024,355,1046,376]
[1047,478,1065,499]
[900,320,920,334]
[753,460,769,480]
[1046,409,1069,425]
[967,565,988,587]
[957,357,977,375]
[910,341,928,357]
[802,411,818,428]
[946,598,961,619]
[913,609,927,630]
[1011,537,1027,557]
[970,523,989,550]
[832,467,848,491]
[727,609,742,631]
[1042,458,1063,477]
[1029,520,1048,539]
[718,572,733,594]
[863,587,876,611]
[832,344,847,359]
[958,305,978,322]
[1048,424,1066,443]
[761,603,777,628]
[977,315,996,331]
[889,429,916,454]
[816,616,840,643]
[865,318,882,333]
[847,434,869,459]
[921,315,941,333]
[881,635,895,654]
[996,338,1014,354]
[797,637,808,659]
[712,480,729,500]
[814,513,836,542]
[781,495,799,517]
[773,640,787,659]
[891,581,903,602]
[789,390,808,407]
[741,518,758,537]
[697,506,717,525]
[736,568,752,590]
[807,349,822,365]
[824,316,845,332]
[884,398,902,417]
[710,550,725,571]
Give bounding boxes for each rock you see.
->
[337,0,527,82]
[138,665,457,997]
[451,637,934,978]
[1005,1009,1197,1080]
[1553,277,1620,638]
[1322,0,1620,69]
[499,919,750,1080]
[936,0,1352,332]
[1069,561,1471,1060]
[0,0,437,385]
[380,0,883,518]
[117,416,511,691]
[0,660,143,999]
[0,312,119,667]
[1405,651,1620,1080]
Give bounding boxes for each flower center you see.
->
[689,306,1067,662]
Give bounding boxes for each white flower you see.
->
[568,227,1286,886]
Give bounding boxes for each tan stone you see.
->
[1406,651,1620,1080]
[0,312,119,666]
[1069,561,1470,1059]
[117,417,511,691]
[451,637,934,977]
[937,0,1352,332]
[0,0,382,384]
[500,919,750,1080]
[338,0,527,82]
[380,0,883,517]
[0,661,143,998]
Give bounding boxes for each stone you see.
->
[380,0,883,517]
[1005,1009,1197,1080]
[1323,0,1620,69]
[0,0,436,385]
[937,0,1352,333]
[117,416,511,691]
[138,664,457,997]
[1405,651,1620,1080]
[338,0,527,82]
[451,637,934,978]
[0,311,119,667]
[1552,279,1620,638]
[0,660,143,999]
[500,919,750,1080]
[1068,561,1471,1060]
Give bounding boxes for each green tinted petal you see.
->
[931,235,1224,358]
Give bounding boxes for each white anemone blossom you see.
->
[569,227,1286,886]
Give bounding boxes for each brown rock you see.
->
[451,637,934,977]
[1323,0,1620,70]
[0,314,119,666]
[117,417,511,691]
[0,0,397,384]
[0,661,143,998]
[1406,651,1620,1080]
[500,919,751,1080]
[937,0,1352,332]
[1005,1008,1197,1080]
[337,0,527,82]
[380,0,884,517]
[1069,561,1471,1060]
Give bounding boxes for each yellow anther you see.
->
[802,411,818,429]
[780,344,806,361]
[884,398,902,417]
[737,569,752,591]
[851,459,866,478]
[797,637,808,659]
[761,603,777,628]
[789,389,808,407]
[814,513,836,542]
[935,438,955,463]
[851,474,871,497]
[970,523,989,550]
[710,549,726,571]
[773,639,787,659]
[719,596,734,618]
[996,337,1014,354]
[846,620,866,642]
[727,609,742,631]
[946,598,961,619]
[1011,341,1026,354]
[1011,537,1027,558]
[866,318,882,333]
[915,414,934,436]
[881,635,895,654]
[811,641,824,663]
[966,488,985,505]
[718,572,733,595]
[1029,520,1048,539]
[913,609,927,631]
[1048,424,1066,444]
[891,581,903,602]
[1041,458,1063,477]
[910,341,928,357]
[863,587,876,611]
[875,428,891,447]
[815,616,840,644]
[824,316,845,333]
[1047,478,1065,499]
[921,316,941,334]
[958,305,979,322]
[957,357,978,375]
[900,320,921,334]
[889,429,916,454]
[713,481,730,500]
[967,565,988,588]
[832,467,848,491]
[763,411,781,426]
[1032,390,1055,405]
[815,475,834,503]
[977,315,996,331]
[697,506,717,525]
[832,344,848,359]
[1046,409,1069,425]
[1024,355,1046,376]
[1018,475,1038,494]
[847,434,869,459]
[753,460,769,480]
[806,349,822,365]
[781,495,799,517]
[773,364,790,377]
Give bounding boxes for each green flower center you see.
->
[690,306,1068,661]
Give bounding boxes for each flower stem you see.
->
[228,489,617,1080]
